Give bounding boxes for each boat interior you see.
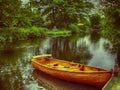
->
[33,57,107,72]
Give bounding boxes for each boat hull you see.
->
[32,56,112,89]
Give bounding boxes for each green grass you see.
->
[111,82,120,90]
[46,30,71,36]
[0,27,72,43]
[0,27,47,42]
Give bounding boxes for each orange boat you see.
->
[31,55,112,89]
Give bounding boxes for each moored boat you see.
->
[31,55,112,89]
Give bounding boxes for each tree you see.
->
[89,13,101,29]
[30,0,94,28]
[100,0,120,46]
[0,0,22,27]
[100,0,120,29]
[17,3,39,27]
[0,0,41,28]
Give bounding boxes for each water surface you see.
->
[0,35,119,90]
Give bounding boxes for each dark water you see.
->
[0,35,119,90]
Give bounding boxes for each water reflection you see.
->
[0,35,117,90]
[39,38,52,54]
[39,35,116,70]
[82,35,116,70]
[0,40,43,90]
[33,69,99,90]
[38,36,92,63]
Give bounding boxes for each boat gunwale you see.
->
[32,58,113,74]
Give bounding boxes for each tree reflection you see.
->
[0,40,43,90]
[0,35,117,90]
[38,36,92,64]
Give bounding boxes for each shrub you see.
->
[0,35,6,43]
[89,14,101,29]
[0,26,48,42]
[28,26,47,38]
[69,24,82,34]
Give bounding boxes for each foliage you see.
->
[111,82,120,90]
[28,26,47,38]
[0,27,47,43]
[0,0,22,27]
[100,0,120,29]
[69,24,81,34]
[46,30,71,36]
[30,0,94,28]
[89,14,101,29]
[99,0,120,46]
[0,0,41,28]
[0,34,6,42]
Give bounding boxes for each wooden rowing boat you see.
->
[31,55,112,89]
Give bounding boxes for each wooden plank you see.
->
[33,54,52,58]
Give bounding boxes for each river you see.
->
[0,34,119,90]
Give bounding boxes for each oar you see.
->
[33,54,52,58]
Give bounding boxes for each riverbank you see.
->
[46,30,71,36]
[104,69,120,90]
[0,27,72,43]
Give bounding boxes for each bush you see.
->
[69,24,82,34]
[0,26,48,43]
[0,35,6,43]
[0,28,13,42]
[89,14,101,28]
[28,26,47,38]
[11,28,28,40]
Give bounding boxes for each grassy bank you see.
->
[0,27,72,43]
[46,30,71,36]
[0,27,47,42]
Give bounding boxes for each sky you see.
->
[21,0,29,4]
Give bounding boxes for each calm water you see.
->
[0,35,119,90]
